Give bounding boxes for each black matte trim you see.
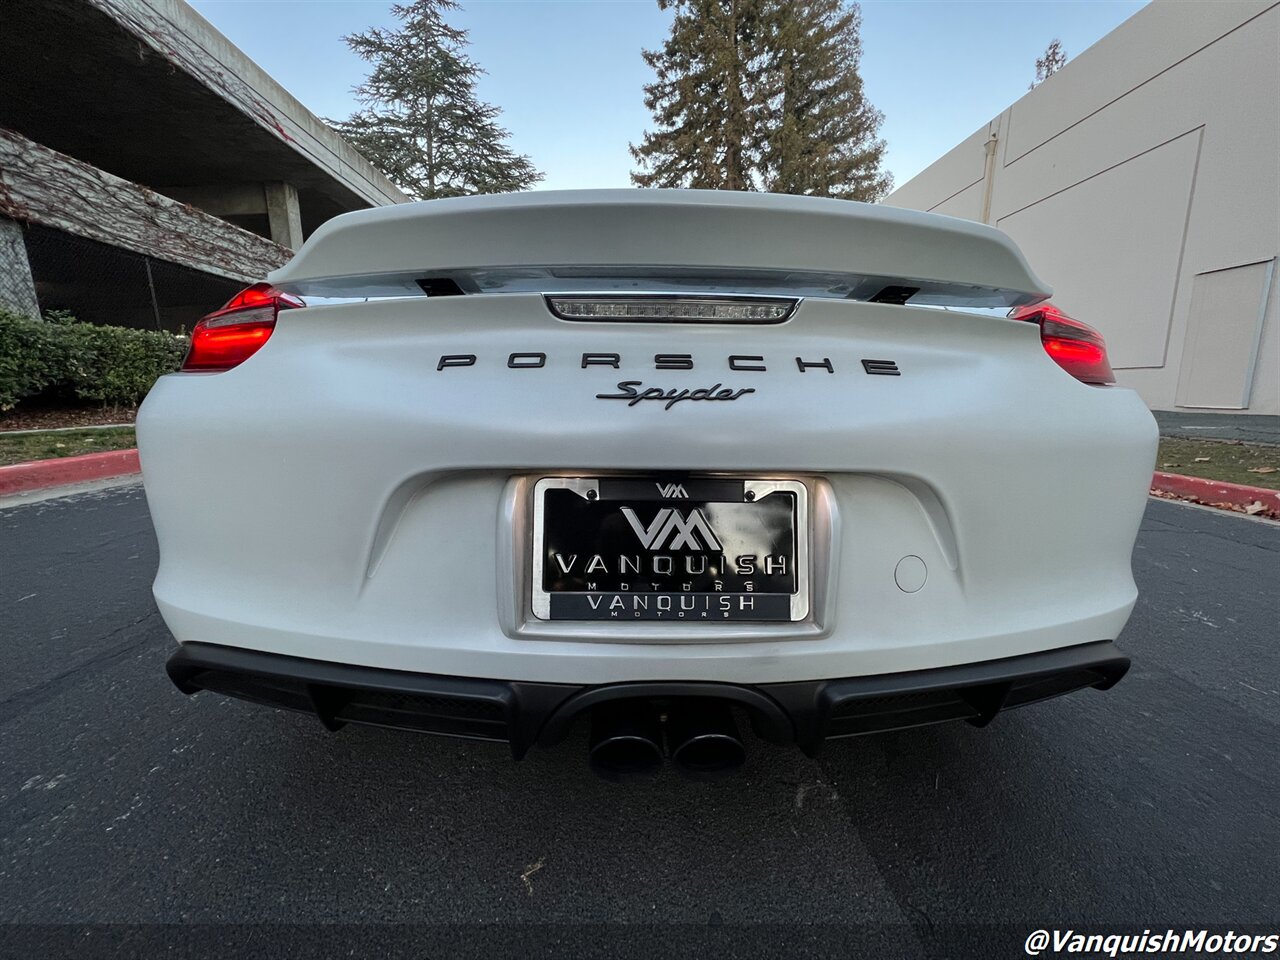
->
[417,277,465,297]
[868,284,919,305]
[167,641,1129,759]
[166,643,575,758]
[764,641,1130,752]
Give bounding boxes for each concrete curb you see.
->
[1151,471,1280,518]
[0,449,140,496]
[0,423,135,437]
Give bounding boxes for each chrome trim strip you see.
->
[744,479,810,621]
[529,477,599,620]
[528,475,810,625]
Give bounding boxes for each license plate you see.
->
[531,477,809,622]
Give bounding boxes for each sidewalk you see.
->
[1154,411,1280,445]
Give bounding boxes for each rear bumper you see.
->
[167,640,1130,758]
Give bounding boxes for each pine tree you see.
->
[759,0,891,201]
[631,0,891,201]
[630,0,765,190]
[330,0,542,199]
[1029,39,1068,90]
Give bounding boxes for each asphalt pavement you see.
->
[1,483,1277,958]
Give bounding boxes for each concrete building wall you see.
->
[885,0,1280,415]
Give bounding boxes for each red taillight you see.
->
[182,283,304,372]
[1010,303,1115,385]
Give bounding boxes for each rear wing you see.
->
[267,189,1051,308]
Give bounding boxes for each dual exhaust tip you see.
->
[588,698,747,780]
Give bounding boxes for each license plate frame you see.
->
[530,476,809,622]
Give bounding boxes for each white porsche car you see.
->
[138,190,1156,778]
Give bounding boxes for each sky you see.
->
[189,0,1149,193]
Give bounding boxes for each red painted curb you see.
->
[0,448,140,496]
[1151,471,1280,518]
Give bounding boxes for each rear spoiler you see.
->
[267,189,1051,308]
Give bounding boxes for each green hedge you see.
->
[0,309,187,411]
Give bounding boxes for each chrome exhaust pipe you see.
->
[588,701,664,780]
[667,699,746,779]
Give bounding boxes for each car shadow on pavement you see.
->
[168,698,1060,924]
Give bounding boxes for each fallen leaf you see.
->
[1247,466,1277,474]
[520,859,544,896]
[1245,501,1266,515]
[1194,457,1211,462]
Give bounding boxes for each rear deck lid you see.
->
[268,189,1051,308]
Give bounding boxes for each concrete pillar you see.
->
[0,217,39,318]
[264,181,304,251]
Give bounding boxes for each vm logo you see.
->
[621,508,723,552]
[655,482,687,498]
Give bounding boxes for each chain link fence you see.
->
[19,224,246,333]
